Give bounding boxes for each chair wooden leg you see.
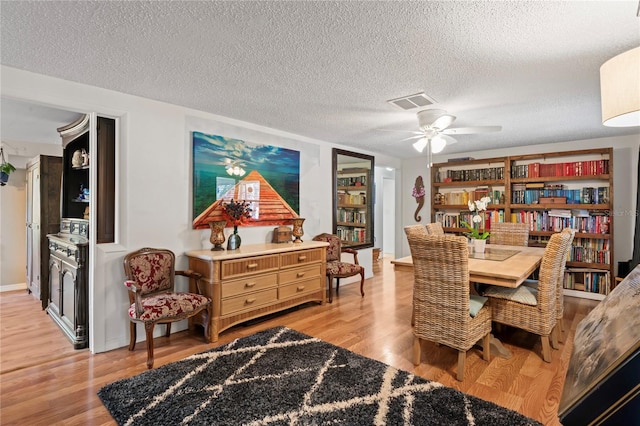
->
[482,333,491,361]
[336,278,340,295]
[327,276,334,303]
[411,302,415,326]
[128,321,137,351]
[165,322,171,338]
[359,269,365,297]
[145,322,156,369]
[203,308,211,343]
[457,350,466,381]
[541,335,552,363]
[551,325,559,349]
[412,336,421,365]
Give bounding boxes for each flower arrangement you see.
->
[461,196,491,240]
[222,199,253,230]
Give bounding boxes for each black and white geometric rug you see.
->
[98,327,540,425]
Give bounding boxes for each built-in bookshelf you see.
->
[430,148,614,300]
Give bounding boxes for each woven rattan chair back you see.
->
[489,222,529,246]
[425,222,445,235]
[556,228,576,332]
[487,232,570,362]
[404,231,491,381]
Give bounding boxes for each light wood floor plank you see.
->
[0,256,598,425]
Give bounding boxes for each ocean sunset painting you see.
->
[192,131,300,229]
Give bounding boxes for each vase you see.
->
[291,218,305,243]
[208,220,227,251]
[227,226,241,250]
[473,239,486,254]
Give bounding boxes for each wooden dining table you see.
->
[392,244,546,288]
[392,243,547,359]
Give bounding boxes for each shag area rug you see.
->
[98,327,541,425]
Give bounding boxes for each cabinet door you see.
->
[61,264,77,331]
[48,258,61,314]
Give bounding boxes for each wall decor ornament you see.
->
[412,175,425,222]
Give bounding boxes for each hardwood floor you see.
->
[0,256,598,425]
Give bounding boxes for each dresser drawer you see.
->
[279,264,321,286]
[222,273,278,298]
[280,248,324,269]
[221,254,279,279]
[221,288,278,315]
[279,277,322,300]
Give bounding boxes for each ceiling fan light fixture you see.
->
[431,137,446,154]
[412,138,429,153]
[600,46,640,127]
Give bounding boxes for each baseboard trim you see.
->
[0,283,27,292]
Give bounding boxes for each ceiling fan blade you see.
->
[375,128,423,135]
[442,126,502,135]
[431,114,456,131]
[400,134,425,142]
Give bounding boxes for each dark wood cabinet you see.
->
[47,219,89,349]
[26,155,62,309]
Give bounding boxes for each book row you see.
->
[511,159,609,178]
[436,166,505,183]
[511,210,610,234]
[336,209,367,224]
[563,270,610,294]
[337,175,367,187]
[511,186,609,205]
[337,192,366,205]
[336,227,367,243]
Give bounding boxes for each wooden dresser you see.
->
[186,241,328,342]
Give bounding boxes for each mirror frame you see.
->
[332,148,375,250]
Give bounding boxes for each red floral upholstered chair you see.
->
[312,233,365,303]
[123,247,211,369]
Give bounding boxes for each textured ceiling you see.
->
[1,1,639,159]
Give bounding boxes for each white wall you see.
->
[399,135,640,275]
[0,168,27,291]
[1,66,402,353]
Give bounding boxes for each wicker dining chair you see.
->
[405,229,491,381]
[489,222,529,246]
[404,225,429,326]
[523,228,576,345]
[425,222,445,235]
[483,232,570,362]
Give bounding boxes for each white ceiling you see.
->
[1,1,639,159]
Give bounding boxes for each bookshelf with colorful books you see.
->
[430,147,614,301]
[431,157,507,234]
[508,147,613,300]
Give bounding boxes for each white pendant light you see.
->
[600,46,640,127]
[412,137,429,153]
[431,136,447,154]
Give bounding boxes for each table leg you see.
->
[476,334,511,359]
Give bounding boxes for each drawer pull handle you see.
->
[245,282,256,288]
[297,286,305,291]
[296,272,305,278]
[246,263,258,269]
[298,255,307,261]
[245,298,256,304]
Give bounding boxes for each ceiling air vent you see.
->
[387,92,437,110]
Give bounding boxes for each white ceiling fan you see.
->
[402,109,502,154]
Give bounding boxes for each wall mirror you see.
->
[332,148,375,249]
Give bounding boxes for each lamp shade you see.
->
[600,46,640,127]
[412,138,429,153]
